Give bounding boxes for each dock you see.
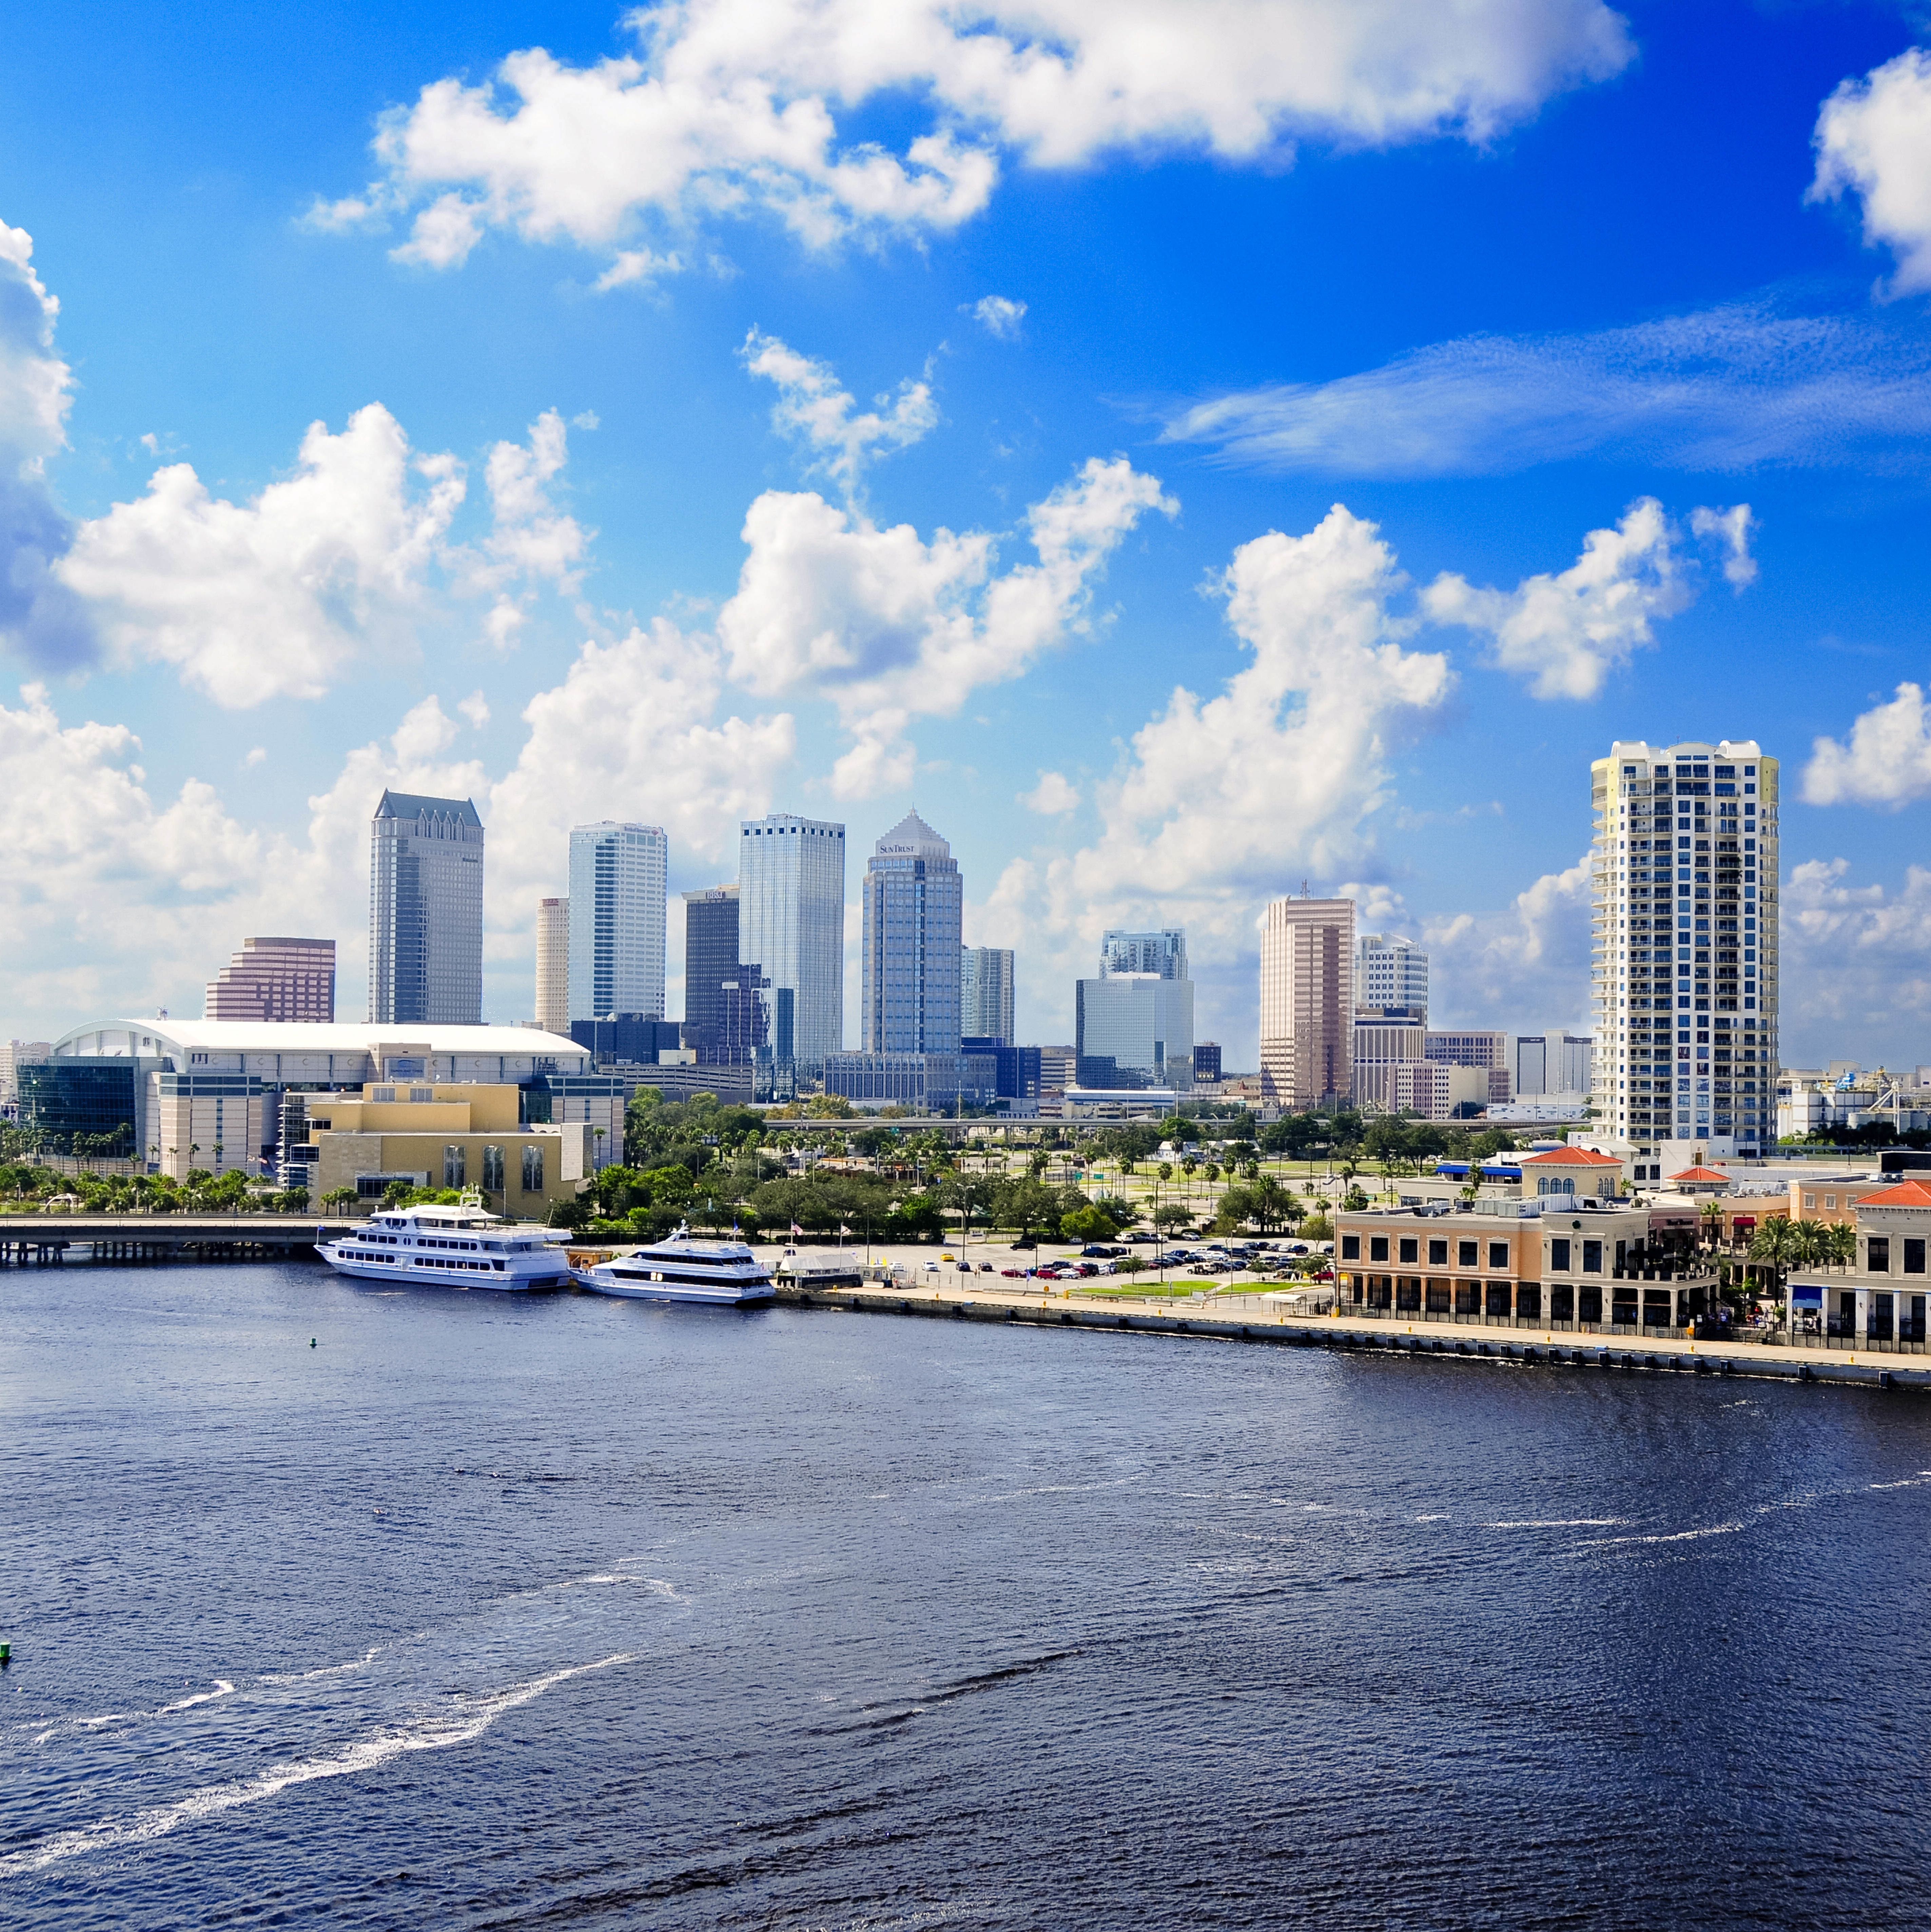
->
[774,1279,1931,1392]
[0,1214,355,1266]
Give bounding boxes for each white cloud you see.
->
[473,408,589,592]
[1424,497,1727,700]
[1689,503,1757,590]
[971,295,1027,340]
[1803,681,1931,808]
[55,404,465,707]
[0,220,95,670]
[593,246,683,290]
[1811,49,1931,298]
[717,454,1175,794]
[244,745,267,767]
[1780,857,1931,1061]
[457,690,491,729]
[1421,855,1594,1034]
[1021,769,1079,814]
[1162,303,1931,477]
[741,330,937,494]
[332,0,1632,277]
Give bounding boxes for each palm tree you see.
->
[1699,1199,1726,1252]
[1748,1218,1798,1322]
[1827,1221,1856,1273]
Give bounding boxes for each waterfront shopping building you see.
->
[1591,740,1778,1175]
[25,1019,622,1187]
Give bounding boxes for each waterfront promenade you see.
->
[775,1273,1931,1392]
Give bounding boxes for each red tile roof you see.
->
[1851,1180,1931,1209]
[1668,1165,1732,1183]
[1520,1147,1621,1166]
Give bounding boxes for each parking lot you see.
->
[782,1235,1333,1291]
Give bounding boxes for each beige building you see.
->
[298,1082,591,1215]
[535,897,570,1037]
[153,1082,272,1179]
[1260,895,1354,1108]
[1789,1178,1931,1345]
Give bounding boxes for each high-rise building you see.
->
[369,792,484,1025]
[534,899,569,1036]
[1260,895,1355,1108]
[1194,1043,1223,1085]
[1514,1032,1594,1096]
[961,945,1016,1045]
[1101,929,1188,980]
[568,822,667,1022]
[861,811,962,1056]
[1355,933,1427,1022]
[1076,974,1194,1088]
[1350,1017,1426,1112]
[738,814,846,1061]
[1592,739,1778,1161]
[205,938,335,1023]
[683,886,768,1064]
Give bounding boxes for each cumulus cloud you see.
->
[1162,303,1931,477]
[1811,49,1931,297]
[56,404,465,707]
[1424,497,1749,700]
[742,330,937,494]
[1803,682,1931,808]
[717,453,1175,795]
[971,295,1027,340]
[1021,769,1079,814]
[0,221,96,669]
[327,0,1632,278]
[1421,855,1595,1034]
[1780,857,1931,1061]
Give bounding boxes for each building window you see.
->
[1487,1241,1509,1269]
[1427,1238,1447,1266]
[1867,1236,1891,1273]
[1398,1237,1418,1265]
[1340,1234,1360,1260]
[444,1145,465,1188]
[1550,1237,1571,1272]
[483,1144,504,1192]
[1369,1236,1389,1262]
[1583,1240,1603,1273]
[522,1145,545,1193]
[1906,1239,1926,1276]
[1458,1240,1478,1268]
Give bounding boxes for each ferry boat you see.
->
[318,1203,570,1291]
[570,1230,776,1306]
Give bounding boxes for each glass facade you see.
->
[861,812,962,1055]
[568,822,667,1022]
[738,815,846,1061]
[15,1062,137,1158]
[369,791,485,1025]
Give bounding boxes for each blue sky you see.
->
[6,0,1931,1067]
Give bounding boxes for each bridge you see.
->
[0,1214,358,1266]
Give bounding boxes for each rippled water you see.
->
[4,1260,1929,1929]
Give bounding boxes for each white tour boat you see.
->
[318,1202,571,1291]
[570,1230,776,1306]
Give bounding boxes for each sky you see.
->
[6,0,1931,1068]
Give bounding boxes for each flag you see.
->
[791,1221,803,1236]
[838,1223,852,1236]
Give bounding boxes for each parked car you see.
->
[977,1261,998,1274]
[1010,1237,1038,1250]
[1000,1267,1028,1279]
[1125,1232,1157,1244]
[921,1260,940,1274]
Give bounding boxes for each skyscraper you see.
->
[1101,929,1187,979]
[568,822,667,1022]
[960,945,1015,1045]
[1259,895,1355,1108]
[861,811,962,1055]
[738,814,846,1061]
[206,937,336,1023]
[683,886,759,1063]
[369,792,484,1025]
[1076,975,1194,1088]
[1355,933,1427,1021]
[534,898,569,1036]
[1592,739,1778,1163]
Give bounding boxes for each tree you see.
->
[1152,1202,1192,1233]
[804,1094,856,1119]
[1827,1221,1856,1272]
[1747,1218,1798,1310]
[993,1177,1062,1240]
[1302,1211,1334,1242]
[1341,1185,1368,1212]
[320,1187,359,1213]
[1061,1204,1120,1243]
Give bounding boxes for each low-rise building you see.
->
[297,1082,590,1215]
[1519,1145,1626,1200]
[1786,1178,1931,1346]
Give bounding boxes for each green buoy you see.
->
[1,1643,12,1665]
[310,1338,317,1348]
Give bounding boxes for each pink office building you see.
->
[205,937,336,1023]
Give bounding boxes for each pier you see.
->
[0,1214,354,1266]
[774,1279,1931,1392]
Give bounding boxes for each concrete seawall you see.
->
[776,1282,1931,1393]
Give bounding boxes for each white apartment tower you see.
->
[534,897,569,1036]
[1355,933,1427,1020]
[961,945,1016,1044]
[568,823,667,1022]
[1592,740,1778,1163]
[1260,895,1355,1108]
[739,814,846,1061]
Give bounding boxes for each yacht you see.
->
[318,1203,570,1291]
[571,1230,776,1306]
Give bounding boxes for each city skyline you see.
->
[11,5,1931,1066]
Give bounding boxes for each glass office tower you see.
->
[369,791,484,1025]
[738,815,846,1061]
[861,811,962,1055]
[568,822,668,1022]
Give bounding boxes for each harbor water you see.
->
[4,1259,1930,1929]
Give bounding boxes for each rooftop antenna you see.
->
[1301,880,1309,899]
